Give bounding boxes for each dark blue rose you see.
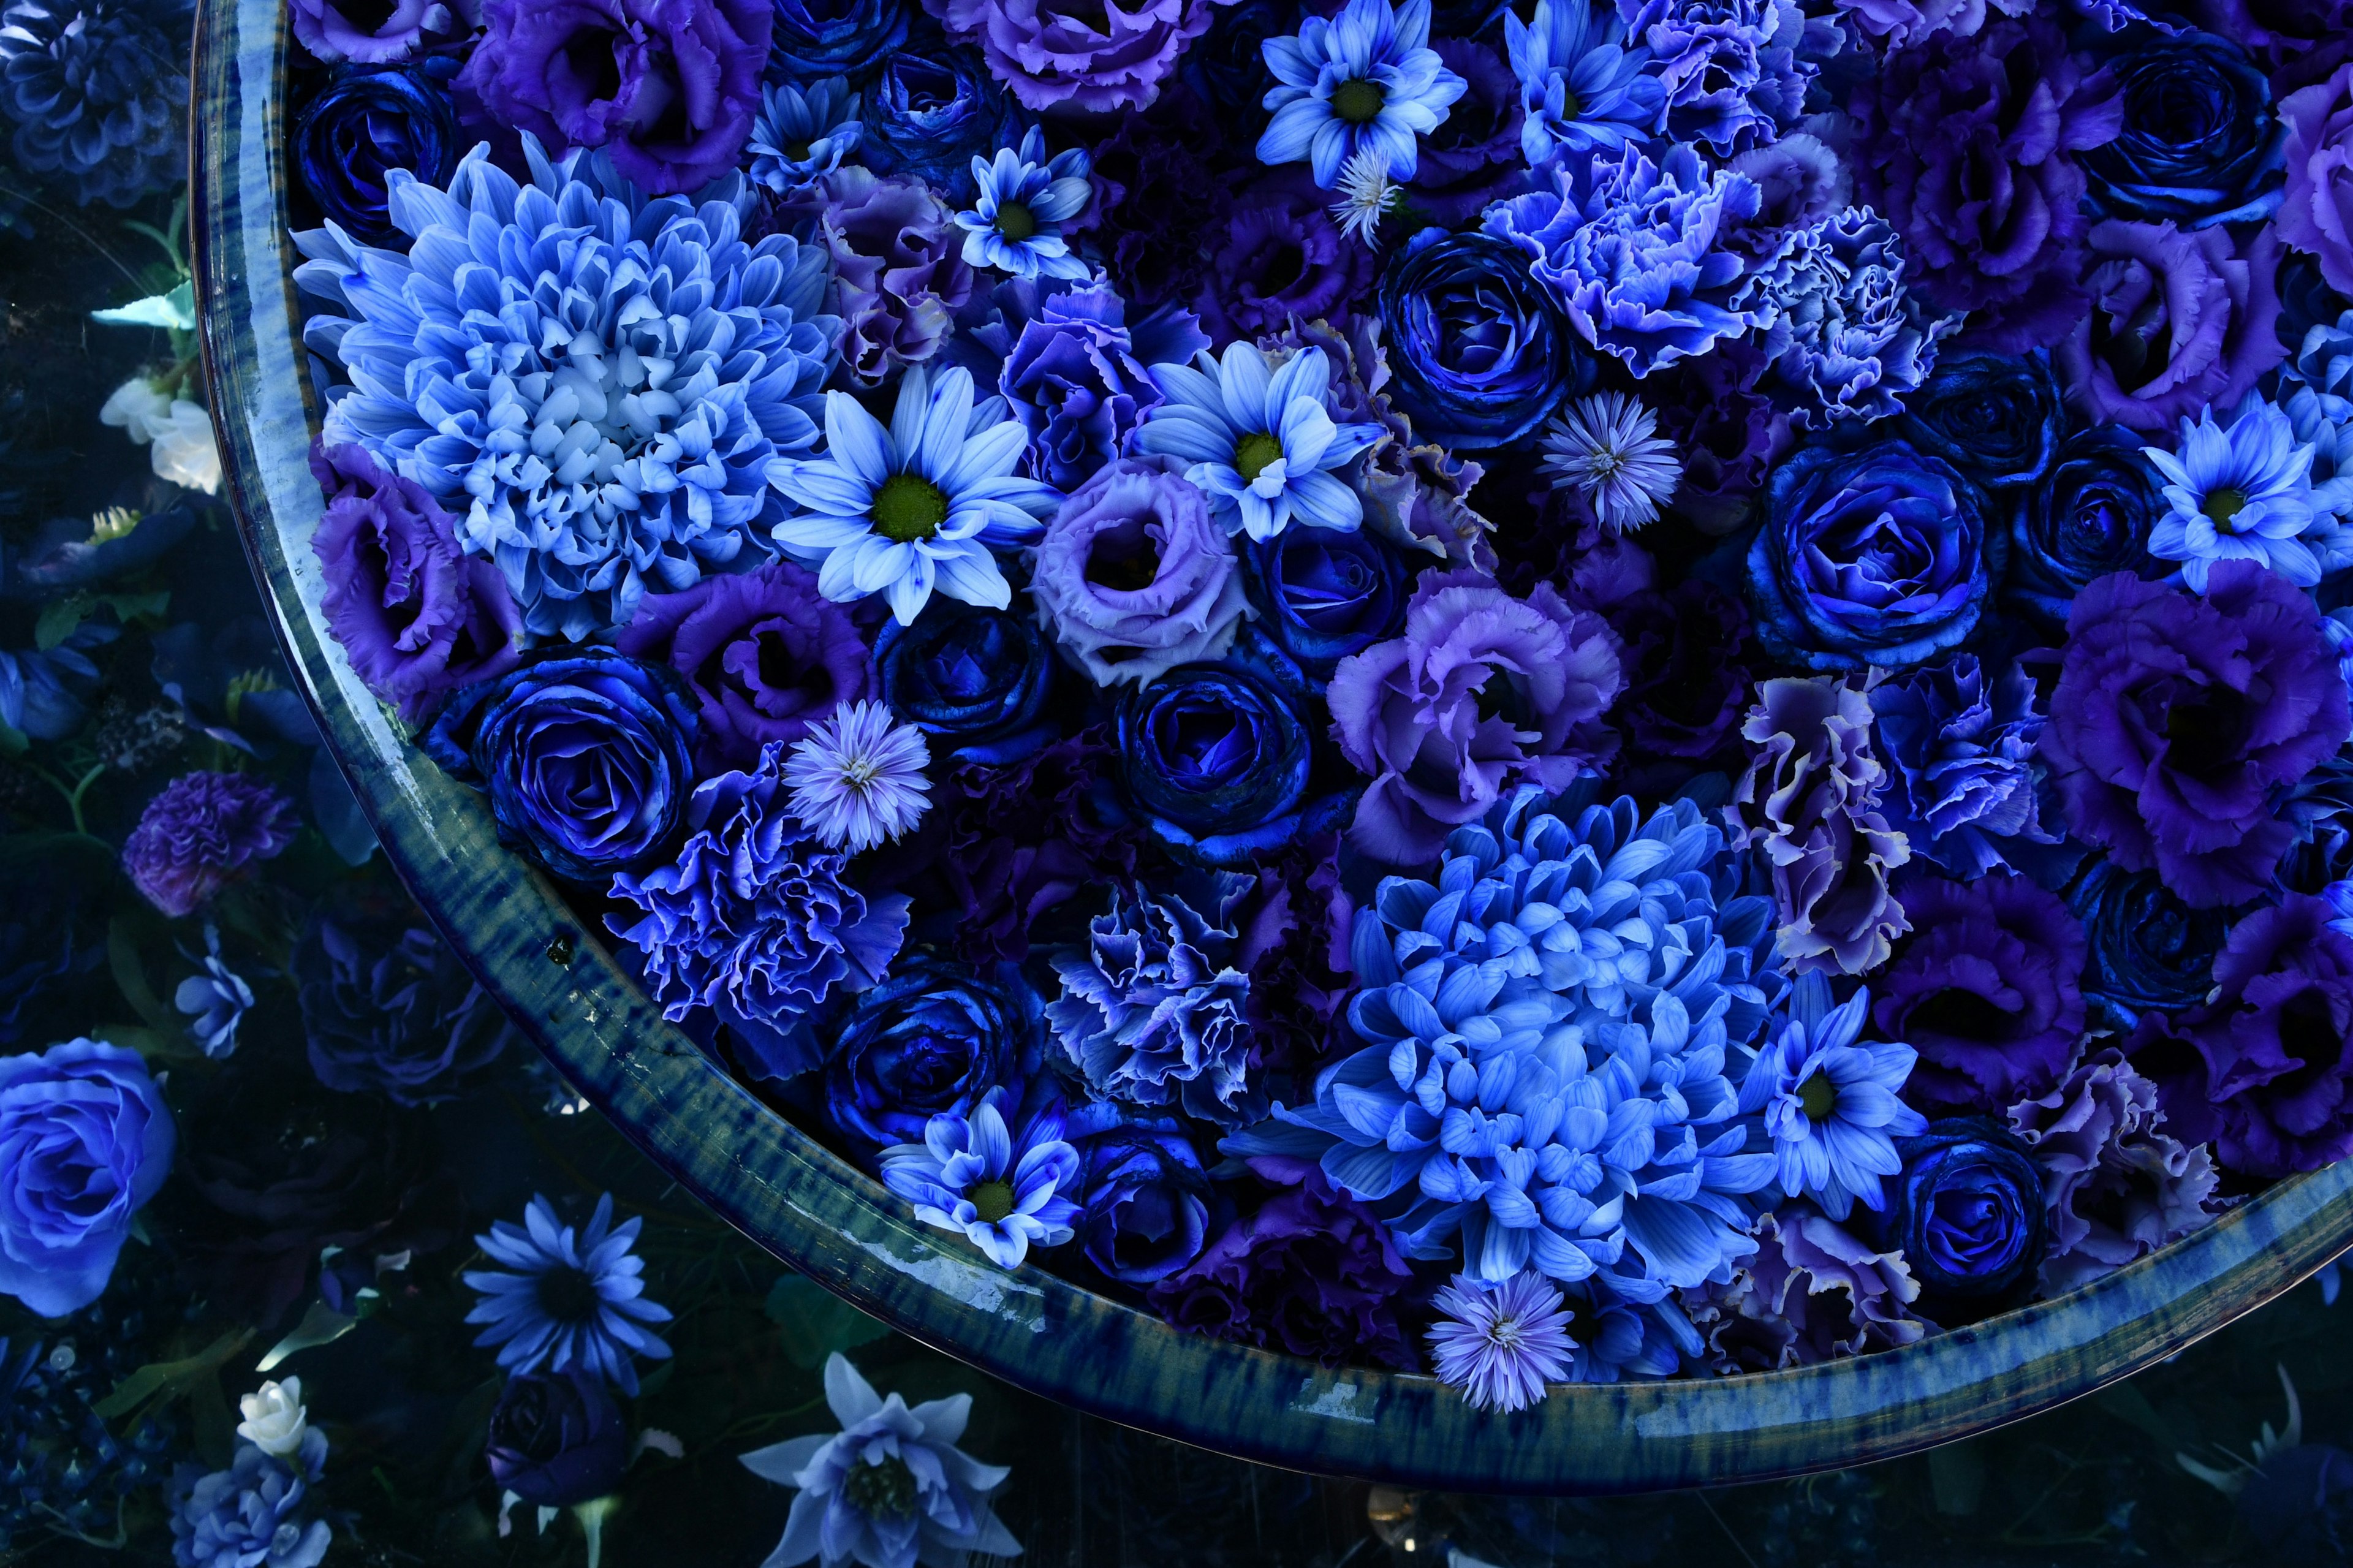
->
[1069,1106,1211,1285]
[862,45,1021,202]
[824,955,1042,1154]
[1116,638,1333,865]
[2080,32,2287,229]
[292,65,457,246]
[1178,0,1290,140]
[296,900,514,1108]
[485,1369,627,1508]
[424,651,699,882]
[1746,441,2001,672]
[2280,755,2353,896]
[1892,349,2066,494]
[770,0,909,83]
[1376,229,1578,450]
[2006,425,2167,626]
[1889,1119,2047,1324]
[1240,528,1410,678]
[874,601,1054,765]
[2067,858,2237,1033]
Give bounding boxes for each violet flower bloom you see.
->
[1330,569,1623,865]
[878,1091,1081,1268]
[1739,972,1925,1221]
[1256,0,1467,188]
[462,1194,673,1395]
[1029,460,1251,688]
[930,0,1220,114]
[2057,219,2288,434]
[993,282,1169,493]
[290,0,466,62]
[458,0,770,194]
[1620,0,1814,157]
[1428,1271,1574,1413]
[1868,654,2059,881]
[1192,180,1380,346]
[818,167,978,390]
[745,77,862,206]
[123,771,298,919]
[2279,62,2353,298]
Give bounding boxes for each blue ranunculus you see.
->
[1889,1119,2048,1324]
[2007,425,2167,626]
[2067,858,2237,1034]
[1893,349,2066,495]
[2079,31,2287,230]
[1240,526,1412,678]
[425,651,699,882]
[1375,228,1579,450]
[1115,639,1330,865]
[1746,441,2001,672]
[0,1039,174,1317]
[862,46,1022,202]
[1069,1105,1213,1285]
[292,65,457,246]
[874,600,1055,765]
[823,955,1043,1155]
[769,0,909,83]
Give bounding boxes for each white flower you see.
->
[237,1377,309,1458]
[1539,391,1681,532]
[1328,148,1400,246]
[100,376,173,441]
[149,401,223,494]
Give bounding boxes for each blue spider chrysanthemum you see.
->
[745,76,863,202]
[461,1194,674,1395]
[770,365,1063,625]
[1132,342,1384,542]
[2143,398,2327,591]
[1737,971,1925,1220]
[954,126,1093,282]
[1257,0,1468,188]
[1502,0,1663,164]
[879,1090,1082,1269]
[291,137,840,641]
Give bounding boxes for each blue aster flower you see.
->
[2143,398,2324,591]
[1502,0,1664,163]
[1132,342,1384,542]
[954,126,1093,282]
[292,138,839,640]
[1737,971,1925,1221]
[879,1090,1082,1269]
[744,77,863,203]
[770,365,1063,626]
[461,1194,674,1395]
[782,699,934,853]
[1428,1270,1575,1411]
[1257,0,1469,188]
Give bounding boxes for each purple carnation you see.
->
[926,0,1216,113]
[616,558,873,776]
[2130,894,2353,1179]
[2056,219,2288,433]
[1868,653,2060,880]
[819,167,977,388]
[310,442,520,725]
[1085,88,1229,310]
[998,284,1166,492]
[290,0,471,61]
[1029,460,1252,687]
[1684,1206,1925,1373]
[123,771,299,919]
[1190,176,1377,347]
[2040,563,2351,908]
[1330,569,1622,865]
[1406,38,1529,226]
[1145,1159,1417,1371]
[1871,873,2088,1116]
[458,0,770,194]
[1642,339,1790,535]
[2279,60,2353,297]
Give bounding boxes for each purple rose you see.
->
[927,0,1216,113]
[1190,176,1377,347]
[820,167,977,388]
[486,1369,629,1507]
[310,442,519,725]
[1331,570,1622,865]
[459,0,770,194]
[2040,563,2351,908]
[123,771,299,919]
[2131,894,2353,1179]
[2279,61,2353,297]
[290,0,471,62]
[999,284,1164,492]
[2056,219,2288,433]
[0,1039,173,1316]
[616,558,873,776]
[1030,461,1251,688]
[1871,874,2087,1116]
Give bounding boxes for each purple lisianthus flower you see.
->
[996,283,1165,492]
[1871,873,2087,1117]
[1191,177,1379,347]
[0,1039,173,1317]
[2131,894,2353,1180]
[1067,1105,1211,1285]
[296,903,515,1107]
[2280,62,2353,298]
[485,1369,628,1508]
[457,0,770,194]
[879,1090,1080,1268]
[930,0,1219,113]
[1330,569,1622,865]
[1869,654,2059,880]
[2039,562,2351,909]
[2058,219,2288,433]
[820,167,979,390]
[822,956,1039,1155]
[290,0,468,61]
[1685,1205,1925,1371]
[616,558,873,778]
[1030,460,1252,689]
[123,771,298,919]
[1086,89,1229,311]
[1406,37,1529,225]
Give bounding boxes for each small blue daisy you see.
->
[954,126,1093,281]
[462,1194,673,1394]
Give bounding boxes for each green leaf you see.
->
[34,595,88,652]
[108,912,178,1032]
[91,1023,194,1062]
[765,1274,890,1370]
[97,588,170,626]
[0,720,24,759]
[257,1300,358,1372]
[91,281,195,331]
[92,1328,253,1422]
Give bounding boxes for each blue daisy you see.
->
[461,1194,673,1394]
[1504,0,1665,162]
[1738,972,1926,1221]
[1132,342,1383,542]
[1257,0,1468,187]
[2143,398,2324,592]
[879,1091,1082,1269]
[954,126,1093,281]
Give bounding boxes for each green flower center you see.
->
[971,1180,1017,1224]
[995,200,1037,242]
[843,1456,919,1518]
[1233,431,1286,484]
[873,473,949,542]
[1558,89,1581,118]
[2204,487,2248,529]
[1796,1072,1838,1123]
[1331,77,1386,124]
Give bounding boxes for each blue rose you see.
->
[770,0,909,83]
[2067,858,2236,1034]
[1116,638,1336,865]
[1069,1106,1212,1285]
[292,65,457,246]
[823,956,1042,1155]
[1746,440,2001,672]
[1889,1119,2048,1324]
[1240,526,1411,678]
[1893,349,2066,495]
[1376,229,1580,450]
[425,651,699,882]
[485,1369,629,1508]
[2006,425,2167,627]
[862,46,1021,202]
[2080,31,2286,230]
[0,1039,174,1316]
[874,601,1055,765]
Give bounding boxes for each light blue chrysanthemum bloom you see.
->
[2281,308,2353,569]
[291,137,839,641]
[1737,971,1925,1221]
[1257,0,1469,188]
[770,365,1063,625]
[745,77,864,202]
[879,1091,1082,1269]
[461,1193,674,1395]
[1132,342,1384,542]
[953,126,1093,282]
[2142,398,2323,591]
[1504,0,1664,164]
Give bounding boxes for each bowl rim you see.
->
[189,0,2353,1493]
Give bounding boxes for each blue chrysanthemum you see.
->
[292,137,839,640]
[1133,341,1384,542]
[0,0,186,207]
[879,1090,1082,1269]
[1737,971,1925,1220]
[954,126,1092,282]
[1502,0,1662,163]
[2143,398,2327,591]
[461,1194,674,1395]
[1257,0,1468,187]
[745,76,863,202]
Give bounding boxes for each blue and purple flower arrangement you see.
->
[278,0,2353,1413]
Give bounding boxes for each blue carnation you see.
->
[1619,0,1813,156]
[1736,205,1953,428]
[1868,654,2061,881]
